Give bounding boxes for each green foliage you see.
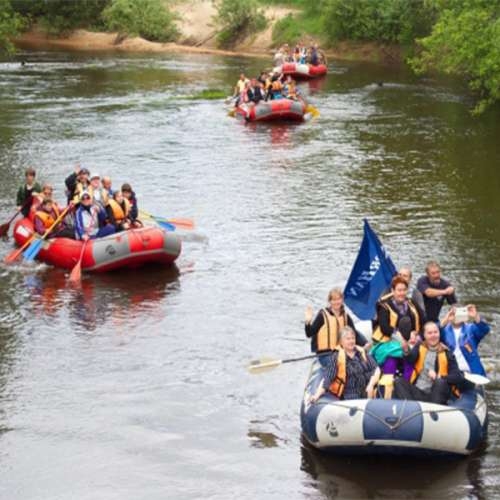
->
[272,12,323,46]
[0,0,23,53]
[10,0,110,35]
[181,89,228,100]
[411,1,500,114]
[322,0,436,45]
[102,0,178,42]
[213,0,267,48]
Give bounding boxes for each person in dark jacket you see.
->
[65,166,90,204]
[394,321,465,405]
[246,79,265,105]
[305,288,367,367]
[16,167,42,217]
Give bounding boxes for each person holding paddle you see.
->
[309,326,380,403]
[305,288,368,367]
[16,167,41,217]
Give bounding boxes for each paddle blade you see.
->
[247,357,282,374]
[0,223,9,237]
[158,220,176,232]
[4,246,24,263]
[464,372,490,385]
[23,239,42,262]
[228,108,236,118]
[68,262,82,284]
[305,105,320,120]
[168,218,194,230]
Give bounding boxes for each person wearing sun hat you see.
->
[88,172,109,209]
[74,190,115,241]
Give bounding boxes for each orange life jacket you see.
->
[329,346,368,398]
[372,298,421,343]
[410,343,460,396]
[34,206,60,229]
[271,80,283,91]
[108,198,130,223]
[317,309,348,352]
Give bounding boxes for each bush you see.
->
[102,0,179,42]
[213,0,267,48]
[0,0,23,53]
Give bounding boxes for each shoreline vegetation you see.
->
[2,0,499,113]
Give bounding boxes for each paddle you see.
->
[248,354,316,374]
[463,372,490,385]
[22,204,72,262]
[68,239,87,284]
[139,210,194,231]
[304,104,320,120]
[0,198,32,237]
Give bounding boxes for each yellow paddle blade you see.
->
[305,105,320,119]
[227,108,236,118]
[247,357,282,374]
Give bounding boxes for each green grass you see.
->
[180,89,228,100]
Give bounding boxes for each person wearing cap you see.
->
[120,183,142,227]
[65,165,90,204]
[74,191,115,241]
[34,198,73,238]
[16,167,42,217]
[88,172,109,209]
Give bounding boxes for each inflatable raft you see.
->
[235,98,306,122]
[13,218,181,272]
[301,359,488,457]
[273,62,327,80]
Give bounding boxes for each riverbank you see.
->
[13,27,402,64]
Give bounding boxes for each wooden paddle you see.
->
[248,354,316,374]
[68,239,88,284]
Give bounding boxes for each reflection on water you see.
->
[0,50,499,500]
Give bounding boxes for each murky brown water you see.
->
[0,50,499,499]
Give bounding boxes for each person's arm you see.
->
[33,216,45,236]
[105,205,116,227]
[347,315,367,347]
[305,309,324,339]
[129,200,138,221]
[404,343,420,365]
[310,354,337,403]
[467,305,490,342]
[377,304,394,338]
[366,366,381,398]
[74,209,84,240]
[421,284,455,298]
[413,302,426,334]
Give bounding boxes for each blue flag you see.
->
[344,219,397,320]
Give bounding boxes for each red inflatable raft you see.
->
[273,62,327,80]
[13,218,181,272]
[235,98,306,122]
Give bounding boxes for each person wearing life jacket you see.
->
[65,166,90,204]
[101,176,114,197]
[305,288,368,367]
[33,198,74,238]
[268,74,284,100]
[394,321,465,405]
[309,326,380,403]
[29,183,55,222]
[380,266,425,311]
[440,305,490,376]
[16,167,42,218]
[74,191,115,241]
[87,173,109,209]
[283,75,298,100]
[121,183,142,228]
[245,78,265,105]
[107,190,132,232]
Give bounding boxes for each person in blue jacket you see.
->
[74,191,115,240]
[440,304,490,376]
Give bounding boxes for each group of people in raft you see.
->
[233,71,302,108]
[16,166,142,241]
[305,261,490,405]
[272,42,326,67]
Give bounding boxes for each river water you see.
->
[0,50,499,499]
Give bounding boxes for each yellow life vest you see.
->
[329,346,367,398]
[317,309,348,352]
[271,80,283,91]
[372,299,421,343]
[410,343,449,383]
[34,206,60,229]
[108,198,130,223]
[88,186,109,206]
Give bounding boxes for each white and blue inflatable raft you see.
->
[301,359,488,457]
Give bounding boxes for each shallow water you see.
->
[0,51,499,499]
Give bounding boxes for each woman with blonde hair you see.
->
[305,288,367,367]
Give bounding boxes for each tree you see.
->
[0,0,22,54]
[411,0,500,113]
